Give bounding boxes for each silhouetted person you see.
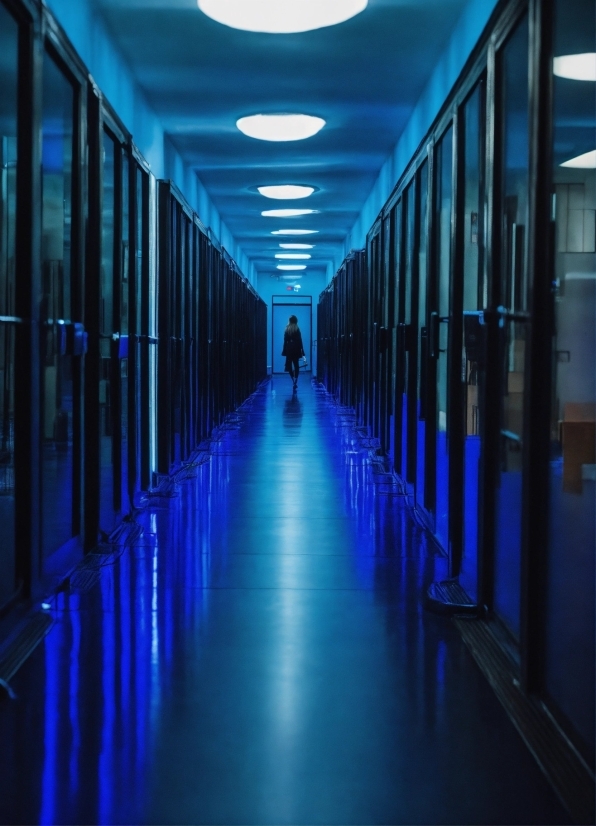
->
[282,314,305,391]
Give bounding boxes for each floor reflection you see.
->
[0,380,569,826]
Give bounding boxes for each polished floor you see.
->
[0,378,569,825]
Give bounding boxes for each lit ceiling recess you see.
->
[561,149,596,169]
[198,0,368,34]
[237,114,325,142]
[280,243,314,249]
[258,185,314,200]
[262,208,316,218]
[277,264,307,271]
[553,53,596,81]
[275,253,311,259]
[272,229,318,236]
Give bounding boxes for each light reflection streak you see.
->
[68,610,81,808]
[99,570,115,824]
[40,626,59,826]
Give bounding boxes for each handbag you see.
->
[300,355,308,369]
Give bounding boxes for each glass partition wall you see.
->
[0,2,18,608]
[40,49,80,566]
[492,13,531,641]
[430,128,454,552]
[543,0,595,764]
[317,0,595,783]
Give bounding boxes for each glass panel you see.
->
[100,130,116,531]
[401,182,415,481]
[544,0,596,757]
[0,4,18,605]
[391,200,402,471]
[493,16,529,638]
[135,166,145,488]
[41,52,75,560]
[434,128,453,549]
[120,151,129,509]
[416,161,428,509]
[460,80,487,602]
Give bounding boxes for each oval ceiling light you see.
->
[262,208,316,218]
[277,264,307,271]
[553,53,596,81]
[279,243,314,249]
[198,0,368,33]
[561,149,596,168]
[236,114,325,142]
[258,185,314,200]
[271,229,318,236]
[275,253,311,259]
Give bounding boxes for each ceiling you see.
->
[92,0,471,282]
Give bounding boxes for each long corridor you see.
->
[0,379,568,825]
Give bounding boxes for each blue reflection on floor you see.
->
[0,380,569,825]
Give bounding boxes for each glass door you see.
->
[458,79,487,602]
[100,129,130,531]
[415,161,429,510]
[430,128,454,550]
[132,164,154,491]
[0,3,18,607]
[40,50,79,562]
[401,181,417,486]
[120,151,130,509]
[492,15,530,639]
[100,129,118,533]
[383,210,396,459]
[543,0,595,758]
[391,199,403,473]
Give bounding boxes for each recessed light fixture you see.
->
[275,253,311,260]
[279,243,314,249]
[272,229,318,236]
[561,149,596,169]
[262,208,316,218]
[237,114,325,142]
[553,53,596,81]
[258,185,315,200]
[279,274,303,280]
[198,0,368,33]
[277,264,307,271]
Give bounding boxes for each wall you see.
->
[46,0,254,282]
[256,273,327,377]
[342,0,500,264]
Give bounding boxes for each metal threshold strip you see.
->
[455,616,595,825]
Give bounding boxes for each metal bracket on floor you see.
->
[0,611,54,700]
[425,579,478,615]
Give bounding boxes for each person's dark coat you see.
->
[282,328,305,360]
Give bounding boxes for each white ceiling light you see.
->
[236,114,325,142]
[198,0,368,34]
[561,149,596,169]
[277,264,307,271]
[553,53,596,81]
[275,253,311,259]
[279,274,303,280]
[272,229,318,236]
[262,208,316,217]
[280,243,314,249]
[258,185,315,200]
